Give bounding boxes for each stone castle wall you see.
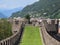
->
[0,23,24,45]
[0,18,25,45]
[43,20,57,32]
[41,19,60,45]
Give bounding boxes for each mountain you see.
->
[0,7,23,17]
[0,13,7,18]
[11,0,60,18]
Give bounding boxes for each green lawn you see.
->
[20,25,43,45]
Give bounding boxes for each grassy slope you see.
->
[20,25,42,45]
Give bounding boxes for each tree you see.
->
[25,14,30,24]
[0,19,12,40]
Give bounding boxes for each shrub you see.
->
[0,19,12,40]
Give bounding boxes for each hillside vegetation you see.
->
[11,0,60,19]
[0,19,12,40]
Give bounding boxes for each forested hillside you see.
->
[11,0,60,19]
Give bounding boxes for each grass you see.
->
[20,25,43,45]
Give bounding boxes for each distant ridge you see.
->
[0,7,23,17]
[0,13,7,18]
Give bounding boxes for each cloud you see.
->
[0,4,7,8]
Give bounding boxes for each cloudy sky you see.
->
[0,0,39,10]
